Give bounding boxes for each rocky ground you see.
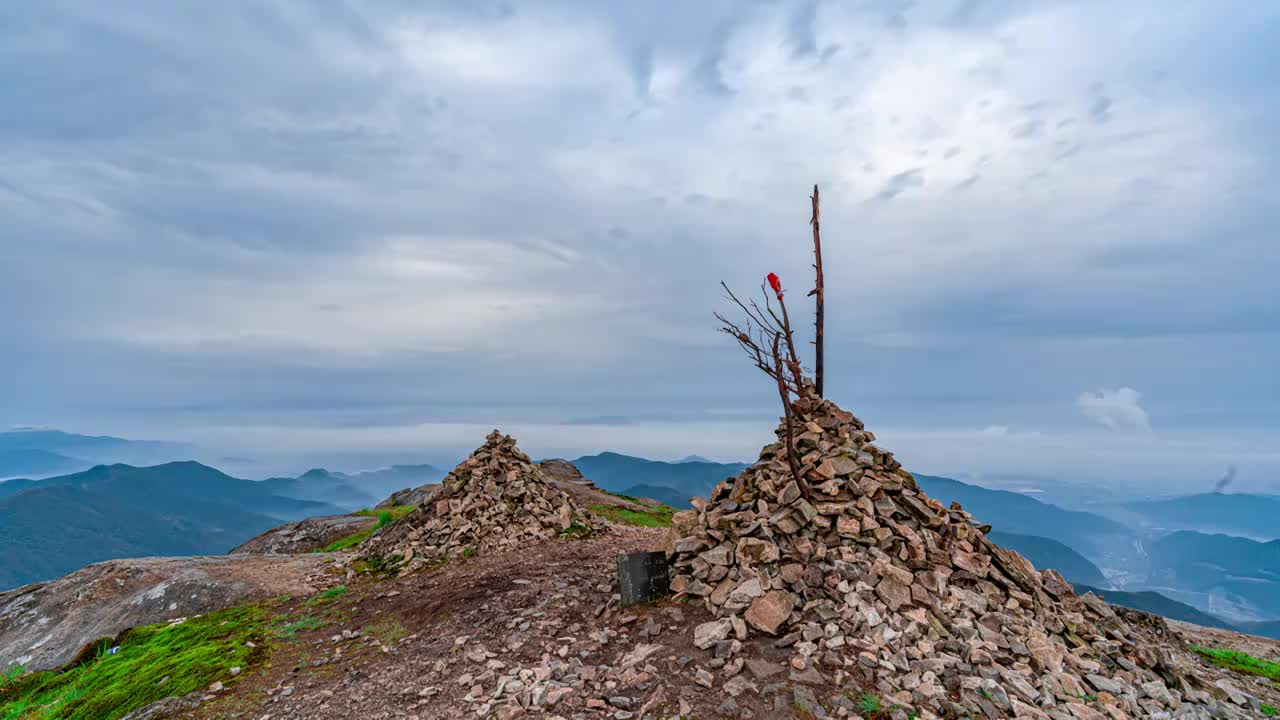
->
[134,527,1274,720]
[180,526,873,720]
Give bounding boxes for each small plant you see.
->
[859,693,881,714]
[1260,705,1277,717]
[460,545,476,558]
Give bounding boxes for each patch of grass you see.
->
[859,693,881,715]
[274,615,324,640]
[303,586,348,607]
[590,504,675,528]
[1191,645,1280,684]
[354,505,417,522]
[0,605,269,720]
[1261,704,1277,716]
[460,545,476,559]
[0,665,24,690]
[314,506,416,554]
[364,619,407,647]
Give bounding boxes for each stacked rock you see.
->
[666,396,1249,719]
[360,430,604,573]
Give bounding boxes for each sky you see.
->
[2,1,1278,491]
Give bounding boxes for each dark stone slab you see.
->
[617,551,670,607]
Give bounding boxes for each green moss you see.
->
[0,606,269,720]
[590,504,675,528]
[1261,704,1277,716]
[557,522,593,540]
[1191,645,1280,684]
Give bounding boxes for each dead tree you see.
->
[715,274,812,500]
[807,184,825,397]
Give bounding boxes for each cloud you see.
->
[0,1,1277,482]
[1075,387,1151,431]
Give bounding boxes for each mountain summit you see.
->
[667,394,1254,718]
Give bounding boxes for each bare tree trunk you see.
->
[809,184,825,398]
[774,293,806,398]
[772,334,810,500]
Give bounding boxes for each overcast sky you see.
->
[2,1,1278,490]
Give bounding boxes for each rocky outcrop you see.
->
[0,554,333,672]
[667,395,1255,719]
[375,482,441,510]
[537,458,593,487]
[229,513,377,554]
[537,458,661,514]
[359,431,605,573]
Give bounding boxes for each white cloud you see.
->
[1075,387,1151,431]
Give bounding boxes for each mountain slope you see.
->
[986,531,1107,586]
[0,429,184,466]
[1125,493,1280,540]
[0,462,338,590]
[913,474,1133,556]
[569,452,748,497]
[1148,530,1280,620]
[0,448,85,479]
[1073,584,1244,633]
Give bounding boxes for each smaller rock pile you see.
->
[666,396,1254,719]
[359,431,604,573]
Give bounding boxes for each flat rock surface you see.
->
[0,553,335,672]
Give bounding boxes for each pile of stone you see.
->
[359,431,604,573]
[667,396,1254,719]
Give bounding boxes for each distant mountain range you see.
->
[1123,493,1280,540]
[912,474,1133,557]
[0,462,336,590]
[0,459,445,590]
[1147,530,1280,622]
[0,429,189,478]
[257,465,445,511]
[568,452,748,504]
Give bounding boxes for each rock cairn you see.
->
[667,396,1252,719]
[360,431,604,573]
